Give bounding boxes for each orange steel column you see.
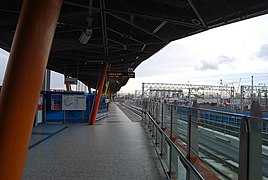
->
[0,0,63,179]
[66,83,71,91]
[90,63,108,125]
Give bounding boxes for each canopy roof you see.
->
[0,0,268,92]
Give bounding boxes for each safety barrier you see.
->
[142,99,267,180]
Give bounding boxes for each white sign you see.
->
[62,95,86,110]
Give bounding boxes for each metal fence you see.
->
[142,99,267,180]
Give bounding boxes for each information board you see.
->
[62,94,86,110]
[107,72,135,78]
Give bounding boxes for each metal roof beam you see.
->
[60,11,89,18]
[100,0,108,60]
[57,49,104,54]
[187,0,207,28]
[105,8,204,30]
[56,28,83,34]
[107,27,145,45]
[0,40,10,50]
[152,21,167,34]
[51,55,104,61]
[109,51,140,60]
[141,44,146,52]
[109,41,166,47]
[63,1,100,11]
[107,44,152,54]
[107,12,166,42]
[51,43,105,52]
[108,38,125,47]
[221,0,236,12]
[0,8,19,14]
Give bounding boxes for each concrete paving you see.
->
[23,103,166,179]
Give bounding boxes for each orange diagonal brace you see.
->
[90,63,108,125]
[0,0,63,179]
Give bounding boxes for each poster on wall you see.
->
[51,94,62,110]
[62,94,86,110]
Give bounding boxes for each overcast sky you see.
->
[1,14,268,93]
[121,14,268,93]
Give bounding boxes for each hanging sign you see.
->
[107,72,135,78]
[65,77,77,84]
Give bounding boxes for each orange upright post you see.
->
[66,83,71,91]
[90,63,108,125]
[0,0,63,179]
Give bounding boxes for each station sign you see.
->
[107,71,135,78]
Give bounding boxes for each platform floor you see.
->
[23,103,166,179]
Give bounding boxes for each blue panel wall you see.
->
[41,91,108,122]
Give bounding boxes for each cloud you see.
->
[256,44,268,59]
[218,55,234,64]
[195,55,235,71]
[195,60,218,71]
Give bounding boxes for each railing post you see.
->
[152,102,154,117]
[160,103,164,157]
[155,124,158,145]
[187,100,199,180]
[144,111,147,124]
[169,105,179,178]
[167,105,173,177]
[187,107,192,158]
[170,105,173,139]
[238,116,249,180]
[156,102,159,120]
[154,101,156,118]
[239,100,262,180]
[155,102,159,144]
[168,142,173,177]
[148,102,152,131]
[151,120,155,137]
[161,103,164,127]
[141,107,143,121]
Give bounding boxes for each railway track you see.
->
[116,102,143,117]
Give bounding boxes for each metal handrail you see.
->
[144,110,205,180]
[145,100,266,180]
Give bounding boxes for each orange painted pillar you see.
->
[90,63,108,125]
[66,83,71,91]
[0,0,63,179]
